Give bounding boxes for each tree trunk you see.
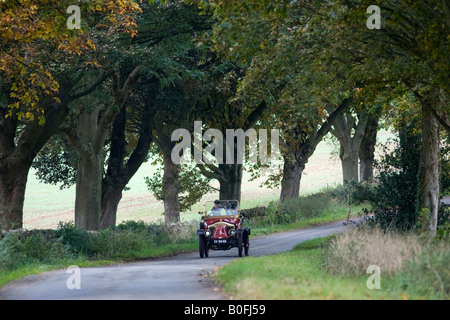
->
[329,109,368,184]
[100,103,153,229]
[418,98,440,235]
[74,154,104,230]
[0,93,72,230]
[162,151,180,223]
[0,163,29,229]
[69,67,142,230]
[218,163,243,201]
[69,106,105,230]
[100,188,123,229]
[100,105,127,229]
[359,115,379,181]
[280,156,304,201]
[340,146,360,183]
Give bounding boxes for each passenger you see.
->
[208,200,226,216]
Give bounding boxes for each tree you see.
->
[197,0,362,200]
[198,99,269,202]
[100,87,154,229]
[279,98,353,200]
[62,66,142,230]
[340,0,450,234]
[0,0,142,229]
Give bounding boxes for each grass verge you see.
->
[215,232,449,300]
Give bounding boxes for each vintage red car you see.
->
[196,200,250,258]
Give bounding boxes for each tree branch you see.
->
[432,108,450,134]
[69,70,115,101]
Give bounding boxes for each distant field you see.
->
[22,130,395,229]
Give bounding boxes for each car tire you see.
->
[199,236,205,258]
[238,233,243,257]
[244,231,249,256]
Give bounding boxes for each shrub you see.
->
[54,222,92,256]
[349,132,421,231]
[243,190,335,227]
[114,220,148,233]
[322,184,350,204]
[88,228,146,259]
[241,206,267,220]
[0,231,72,270]
[391,241,450,299]
[279,192,331,224]
[21,232,71,262]
[0,233,26,270]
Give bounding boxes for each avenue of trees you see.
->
[0,0,448,235]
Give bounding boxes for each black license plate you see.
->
[213,239,227,244]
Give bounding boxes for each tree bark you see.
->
[276,97,353,201]
[0,162,29,229]
[359,115,379,181]
[328,107,368,184]
[0,93,72,229]
[100,102,153,229]
[100,105,127,229]
[218,163,243,201]
[161,151,180,223]
[280,155,304,201]
[66,66,142,230]
[69,106,104,230]
[340,145,360,183]
[100,188,123,229]
[74,153,104,230]
[417,96,440,235]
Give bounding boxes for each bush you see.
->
[282,192,331,220]
[243,191,334,227]
[0,219,201,272]
[348,132,421,231]
[88,228,146,259]
[54,222,92,256]
[114,220,148,233]
[0,231,72,270]
[390,242,450,299]
[0,233,26,270]
[241,206,267,220]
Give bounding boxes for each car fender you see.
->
[237,228,251,236]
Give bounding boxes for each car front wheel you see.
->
[237,233,243,257]
[199,236,206,258]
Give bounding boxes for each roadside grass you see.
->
[215,232,449,300]
[215,237,397,300]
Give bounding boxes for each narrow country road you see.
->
[0,221,345,300]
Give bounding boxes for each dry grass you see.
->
[163,220,198,243]
[325,226,424,277]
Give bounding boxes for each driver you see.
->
[208,200,226,216]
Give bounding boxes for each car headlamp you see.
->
[229,230,236,236]
[205,230,211,237]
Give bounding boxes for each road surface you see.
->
[442,196,450,206]
[0,221,345,300]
